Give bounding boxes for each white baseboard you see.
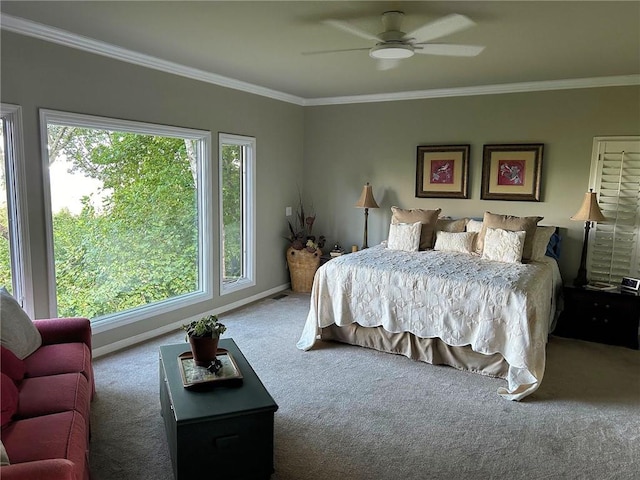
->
[92,284,290,358]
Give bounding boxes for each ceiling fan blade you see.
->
[406,13,475,43]
[414,44,485,57]
[323,19,381,42]
[376,58,401,71]
[302,47,371,56]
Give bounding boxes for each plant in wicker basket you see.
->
[286,198,326,253]
[286,196,326,292]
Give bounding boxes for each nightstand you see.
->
[320,252,347,266]
[554,286,639,349]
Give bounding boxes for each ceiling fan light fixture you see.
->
[369,44,414,59]
[316,10,483,69]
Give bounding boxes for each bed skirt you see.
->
[320,323,510,379]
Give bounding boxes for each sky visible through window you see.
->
[49,155,109,215]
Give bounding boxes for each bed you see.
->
[297,210,563,401]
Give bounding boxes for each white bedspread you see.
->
[297,245,562,400]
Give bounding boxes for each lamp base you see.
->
[573,220,591,288]
[573,269,588,288]
[361,208,369,249]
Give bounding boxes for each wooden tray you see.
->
[178,348,243,389]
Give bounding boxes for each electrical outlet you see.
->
[285,206,292,216]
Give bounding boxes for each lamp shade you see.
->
[355,183,379,209]
[571,190,606,222]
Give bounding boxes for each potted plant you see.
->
[286,196,326,293]
[182,315,227,367]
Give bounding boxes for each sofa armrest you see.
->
[0,459,76,480]
[33,318,92,350]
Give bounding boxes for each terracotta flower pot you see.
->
[188,335,220,366]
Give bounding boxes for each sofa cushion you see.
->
[24,342,93,388]
[0,458,78,479]
[0,288,42,360]
[34,318,92,349]
[17,373,91,424]
[1,373,19,428]
[1,411,87,478]
[0,346,26,383]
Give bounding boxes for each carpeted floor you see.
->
[89,292,640,480]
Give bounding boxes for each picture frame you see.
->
[481,143,544,201]
[416,144,470,199]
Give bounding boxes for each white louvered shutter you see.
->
[588,137,640,285]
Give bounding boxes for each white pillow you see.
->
[387,222,422,252]
[466,219,483,233]
[0,287,42,359]
[434,231,476,254]
[531,226,556,261]
[0,440,9,466]
[482,228,526,263]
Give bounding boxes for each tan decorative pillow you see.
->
[531,226,556,261]
[391,206,441,250]
[482,228,526,263]
[476,212,543,261]
[436,218,468,233]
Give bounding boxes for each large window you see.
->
[40,110,212,327]
[588,136,640,284]
[1,104,32,315]
[1,119,14,292]
[219,133,255,295]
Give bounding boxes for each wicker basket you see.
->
[286,246,322,293]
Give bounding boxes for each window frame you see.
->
[218,132,256,295]
[1,103,34,317]
[39,109,213,332]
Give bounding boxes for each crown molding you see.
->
[3,13,638,108]
[303,75,640,106]
[0,14,306,106]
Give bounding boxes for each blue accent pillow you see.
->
[545,230,561,260]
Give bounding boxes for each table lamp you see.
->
[354,182,379,249]
[571,189,606,287]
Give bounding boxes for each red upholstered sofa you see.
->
[1,317,95,480]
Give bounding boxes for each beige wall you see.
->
[303,87,640,281]
[2,30,639,350]
[1,32,305,349]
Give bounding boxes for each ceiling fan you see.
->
[306,11,485,70]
